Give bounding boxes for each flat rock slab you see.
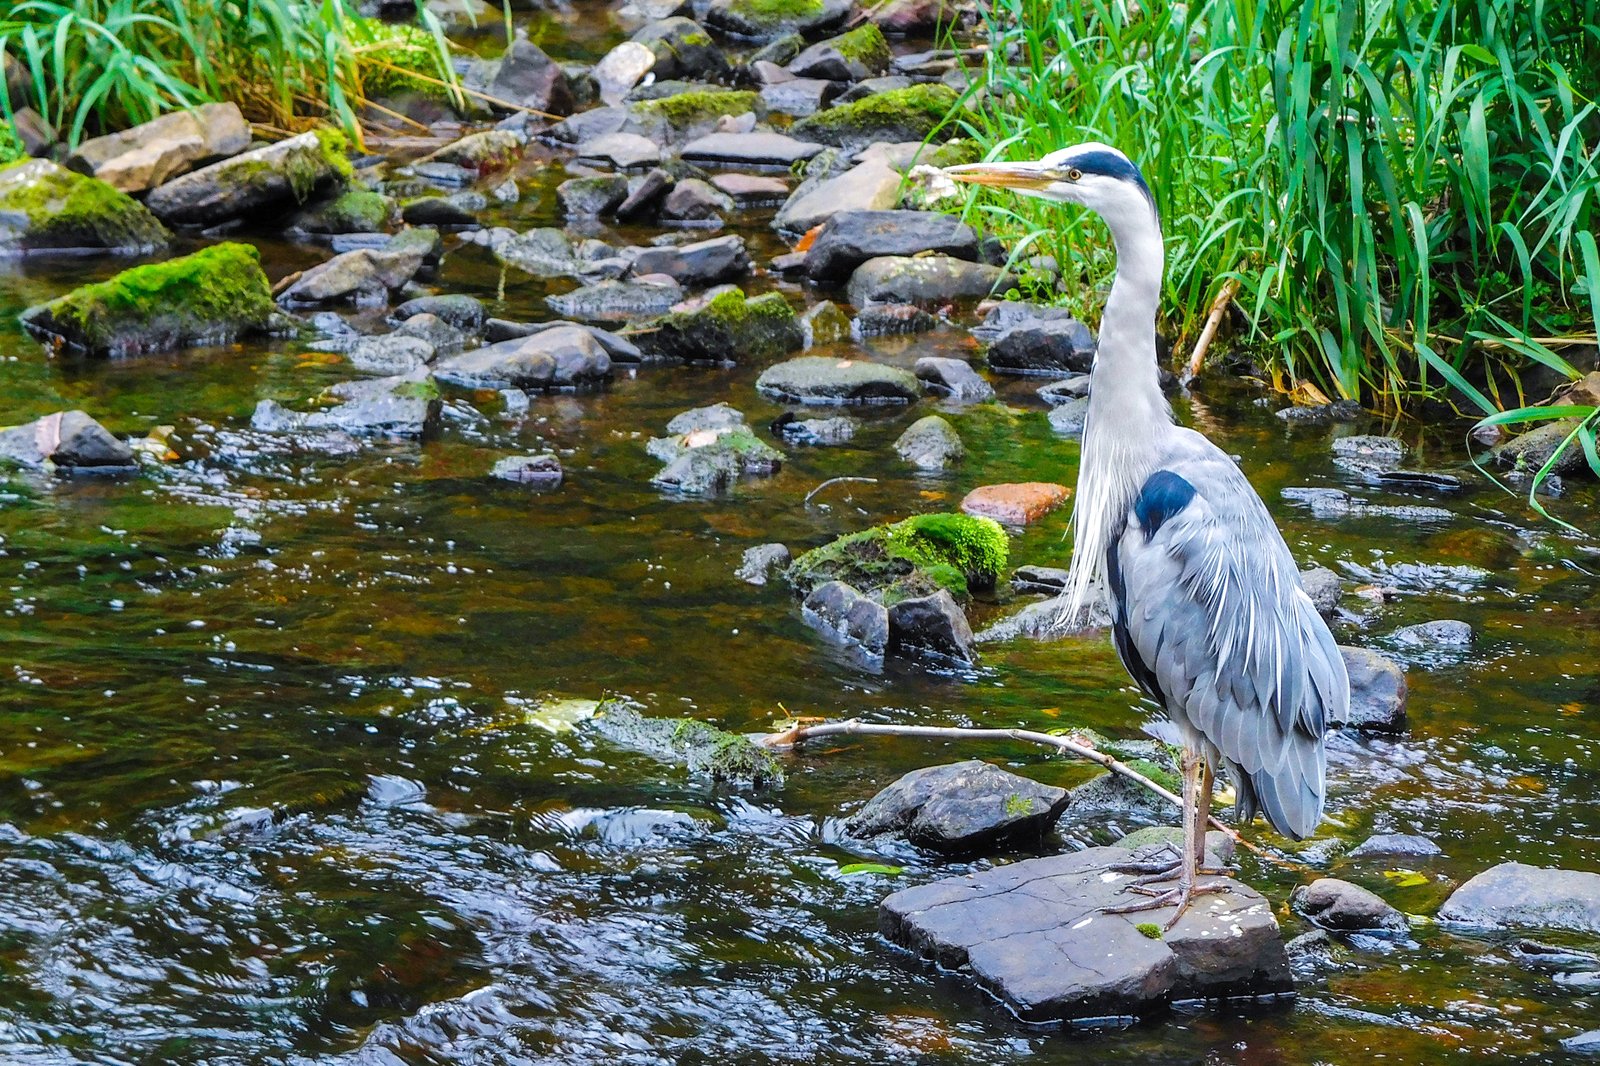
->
[682,132,826,167]
[881,846,1292,1024]
[756,355,921,405]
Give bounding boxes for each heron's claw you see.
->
[1104,880,1230,930]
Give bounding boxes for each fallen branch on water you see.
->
[804,476,878,505]
[760,718,1272,860]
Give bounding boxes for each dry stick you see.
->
[1183,277,1240,383]
[804,476,879,505]
[765,718,1276,861]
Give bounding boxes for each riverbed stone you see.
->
[667,402,746,435]
[593,41,657,106]
[631,17,729,80]
[979,303,1097,375]
[757,355,921,404]
[791,83,958,149]
[803,580,889,654]
[628,234,751,285]
[1047,397,1090,437]
[1291,878,1407,934]
[547,277,685,322]
[788,24,891,82]
[559,174,630,217]
[1338,646,1407,733]
[773,154,901,233]
[144,129,349,226]
[0,160,171,255]
[1564,1031,1600,1055]
[0,410,137,471]
[888,588,976,664]
[433,326,612,390]
[855,303,936,336]
[1280,486,1454,524]
[847,255,1015,306]
[894,415,964,470]
[345,334,436,374]
[772,413,857,445]
[1489,420,1591,477]
[1391,619,1472,648]
[66,102,250,194]
[485,39,575,115]
[915,357,993,402]
[277,239,430,308]
[576,132,663,169]
[681,131,827,167]
[848,760,1068,853]
[650,427,784,493]
[660,178,735,222]
[961,483,1070,527]
[646,289,802,362]
[804,209,978,282]
[393,294,485,333]
[1037,376,1091,404]
[711,172,790,205]
[760,76,838,118]
[1348,833,1442,859]
[737,542,792,585]
[705,0,852,41]
[1440,862,1600,934]
[880,845,1292,1023]
[1299,566,1343,617]
[490,453,563,487]
[253,371,441,439]
[20,241,276,357]
[290,187,394,234]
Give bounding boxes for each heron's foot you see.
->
[1107,852,1233,883]
[1104,880,1231,930]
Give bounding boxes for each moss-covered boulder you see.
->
[706,0,853,41]
[645,289,803,363]
[144,128,352,227]
[0,160,170,255]
[288,187,395,234]
[630,17,730,81]
[631,88,762,141]
[20,242,277,357]
[788,512,1009,600]
[588,699,783,787]
[791,84,958,149]
[650,425,786,494]
[788,24,892,81]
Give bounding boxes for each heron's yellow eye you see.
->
[1066,168,1083,182]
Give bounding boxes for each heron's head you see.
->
[944,142,1157,230]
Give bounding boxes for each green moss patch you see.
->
[730,0,827,27]
[301,187,393,233]
[20,241,276,357]
[829,24,889,68]
[0,159,171,254]
[789,512,1009,600]
[792,84,959,148]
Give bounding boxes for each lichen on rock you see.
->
[645,289,803,363]
[19,241,277,357]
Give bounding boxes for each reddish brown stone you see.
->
[960,482,1070,526]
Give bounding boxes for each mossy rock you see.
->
[632,88,762,139]
[788,512,1008,600]
[291,187,395,234]
[646,289,804,363]
[792,84,959,149]
[706,0,853,41]
[0,159,171,254]
[589,700,783,787]
[144,128,353,227]
[790,24,891,81]
[20,241,277,358]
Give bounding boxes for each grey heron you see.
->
[945,145,1349,926]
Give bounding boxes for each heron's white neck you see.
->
[1063,203,1173,620]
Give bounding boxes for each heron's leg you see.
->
[1191,759,1229,877]
[1105,750,1228,926]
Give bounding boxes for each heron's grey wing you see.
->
[1107,438,1346,839]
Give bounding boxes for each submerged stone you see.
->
[1440,862,1600,934]
[650,426,784,494]
[0,409,137,471]
[0,160,171,255]
[20,242,276,357]
[587,700,783,787]
[802,579,889,656]
[491,453,563,487]
[546,277,684,323]
[252,371,441,439]
[737,542,792,585]
[881,845,1292,1023]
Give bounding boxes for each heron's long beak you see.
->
[943,161,1054,192]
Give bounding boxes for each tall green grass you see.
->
[0,0,459,147]
[954,0,1600,411]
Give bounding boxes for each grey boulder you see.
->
[847,759,1069,853]
[1338,646,1407,732]
[915,356,993,402]
[847,255,1015,306]
[756,355,921,405]
[1440,862,1600,934]
[802,580,889,656]
[803,209,978,282]
[145,130,346,226]
[0,410,136,471]
[1290,878,1407,934]
[433,326,612,391]
[887,589,976,664]
[893,414,964,470]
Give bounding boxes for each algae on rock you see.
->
[0,159,171,255]
[789,512,1009,600]
[588,699,784,787]
[646,289,804,363]
[20,241,278,357]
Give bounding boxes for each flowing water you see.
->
[3,10,1600,1063]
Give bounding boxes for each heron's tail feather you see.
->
[1228,757,1324,841]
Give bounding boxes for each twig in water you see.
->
[762,718,1275,861]
[804,476,878,505]
[1184,277,1240,383]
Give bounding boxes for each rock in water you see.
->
[434,327,613,391]
[847,760,1068,853]
[1338,646,1408,732]
[144,129,351,227]
[803,209,979,282]
[593,41,656,105]
[491,453,563,487]
[802,580,889,656]
[1439,862,1600,934]
[893,414,964,470]
[66,102,250,194]
[0,410,136,471]
[1290,878,1408,933]
[736,543,791,585]
[645,289,802,363]
[887,589,975,664]
[847,255,1016,307]
[20,242,276,357]
[915,356,993,402]
[880,845,1292,1023]
[756,356,921,405]
[0,160,172,255]
[960,483,1069,526]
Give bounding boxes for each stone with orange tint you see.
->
[960,482,1069,526]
